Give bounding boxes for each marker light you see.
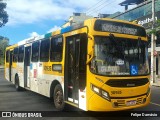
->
[102,90,110,101]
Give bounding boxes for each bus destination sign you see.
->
[94,20,146,37]
[101,24,137,35]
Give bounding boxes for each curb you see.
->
[152,83,160,87]
[0,67,4,69]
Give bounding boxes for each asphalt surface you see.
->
[0,68,160,120]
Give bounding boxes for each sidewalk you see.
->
[152,77,160,87]
[0,65,4,69]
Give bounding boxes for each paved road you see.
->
[0,69,160,120]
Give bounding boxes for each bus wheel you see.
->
[15,75,22,91]
[53,84,65,111]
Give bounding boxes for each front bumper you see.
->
[88,92,151,111]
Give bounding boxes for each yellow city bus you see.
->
[5,18,150,111]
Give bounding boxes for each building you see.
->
[108,0,160,84]
[119,0,148,11]
[110,0,160,35]
[62,13,93,28]
[98,13,112,18]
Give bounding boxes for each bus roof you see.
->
[6,44,18,51]
[14,18,144,46]
[17,30,61,46]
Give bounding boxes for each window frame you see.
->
[40,38,50,62]
[18,45,24,62]
[50,36,63,62]
[13,47,18,62]
[31,41,40,62]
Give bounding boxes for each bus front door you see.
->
[24,46,31,88]
[65,34,87,106]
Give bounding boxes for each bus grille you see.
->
[116,100,125,107]
[136,98,143,105]
[114,98,143,107]
[106,78,149,87]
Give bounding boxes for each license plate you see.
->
[126,100,136,106]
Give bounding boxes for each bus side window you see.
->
[18,46,24,62]
[13,47,18,62]
[6,50,10,63]
[50,36,63,62]
[40,39,50,62]
[31,41,39,62]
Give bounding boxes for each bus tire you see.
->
[15,75,22,91]
[53,84,65,111]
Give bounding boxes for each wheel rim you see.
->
[55,90,63,107]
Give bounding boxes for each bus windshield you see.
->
[90,36,149,76]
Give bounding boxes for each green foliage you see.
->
[148,19,160,35]
[0,36,9,65]
[0,1,8,27]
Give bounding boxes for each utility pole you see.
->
[151,0,156,84]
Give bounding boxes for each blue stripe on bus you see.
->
[61,26,73,34]
[45,32,52,38]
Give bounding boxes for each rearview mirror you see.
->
[86,34,94,64]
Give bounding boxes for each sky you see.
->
[0,0,136,45]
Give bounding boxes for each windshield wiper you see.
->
[109,33,125,57]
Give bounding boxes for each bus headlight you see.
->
[91,84,111,101]
[91,84,100,94]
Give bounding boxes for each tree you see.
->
[148,19,160,35]
[0,0,8,27]
[0,36,9,65]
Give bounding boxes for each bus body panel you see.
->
[29,62,39,93]
[5,67,9,81]
[17,63,25,88]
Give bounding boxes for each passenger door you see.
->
[65,33,87,107]
[24,46,31,88]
